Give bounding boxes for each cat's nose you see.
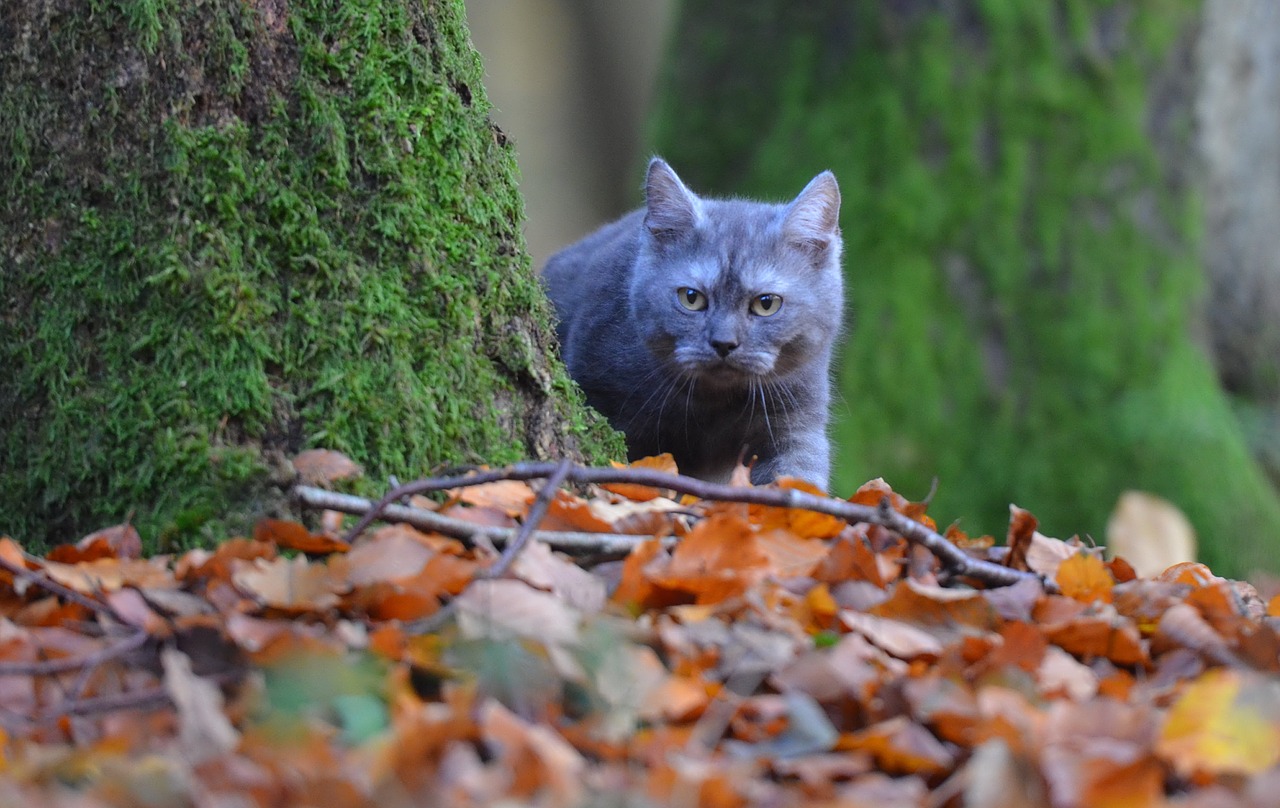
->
[711,339,738,358]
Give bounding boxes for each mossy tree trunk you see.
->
[651,1,1280,577]
[0,0,619,549]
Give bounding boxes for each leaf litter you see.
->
[0,452,1278,806]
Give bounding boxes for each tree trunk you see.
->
[0,0,620,548]
[651,0,1280,577]
[1197,0,1280,487]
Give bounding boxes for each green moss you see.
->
[652,1,1280,577]
[0,0,620,549]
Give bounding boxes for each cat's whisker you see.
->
[758,380,776,447]
[768,378,800,422]
[682,373,697,447]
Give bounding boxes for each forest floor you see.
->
[1,450,1278,807]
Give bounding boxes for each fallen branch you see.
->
[321,461,1049,591]
[293,486,674,554]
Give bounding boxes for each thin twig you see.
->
[25,670,241,727]
[484,457,573,581]
[294,486,672,554]
[401,459,578,636]
[329,461,1049,590]
[0,630,149,677]
[32,686,173,723]
[0,555,124,623]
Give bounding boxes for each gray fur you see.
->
[542,158,843,488]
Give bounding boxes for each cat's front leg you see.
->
[750,427,830,491]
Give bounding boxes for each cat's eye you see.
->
[750,293,783,317]
[677,287,707,311]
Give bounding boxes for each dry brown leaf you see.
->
[454,579,581,645]
[293,449,363,485]
[232,555,345,613]
[344,525,438,586]
[162,647,239,764]
[479,699,586,807]
[1042,614,1147,667]
[511,540,606,613]
[840,611,943,660]
[649,512,769,604]
[42,557,176,593]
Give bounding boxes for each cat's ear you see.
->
[644,158,701,240]
[783,171,841,260]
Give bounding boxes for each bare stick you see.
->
[294,486,672,554]
[0,630,149,677]
[329,461,1048,590]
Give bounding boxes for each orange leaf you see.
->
[542,491,615,533]
[651,513,769,604]
[602,454,678,502]
[175,537,276,585]
[841,716,954,777]
[611,539,679,610]
[254,518,349,554]
[805,582,838,621]
[1154,562,1216,587]
[748,478,845,540]
[1042,616,1146,667]
[453,479,535,516]
[1056,553,1114,604]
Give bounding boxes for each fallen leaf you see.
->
[840,611,943,660]
[511,541,606,613]
[1057,552,1114,604]
[1157,668,1280,778]
[479,699,585,806]
[602,454,678,501]
[454,579,581,646]
[1105,491,1196,579]
[649,512,769,604]
[162,647,239,764]
[841,715,954,777]
[232,555,345,613]
[293,449,363,485]
[453,479,535,516]
[254,518,349,554]
[345,525,437,585]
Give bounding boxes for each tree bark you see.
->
[0,0,620,548]
[1197,0,1280,489]
[651,0,1280,577]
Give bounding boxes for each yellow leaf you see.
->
[1157,669,1280,778]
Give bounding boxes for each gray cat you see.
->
[542,158,843,489]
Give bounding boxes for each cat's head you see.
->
[630,158,844,389]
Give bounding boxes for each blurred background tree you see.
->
[470,0,1280,578]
